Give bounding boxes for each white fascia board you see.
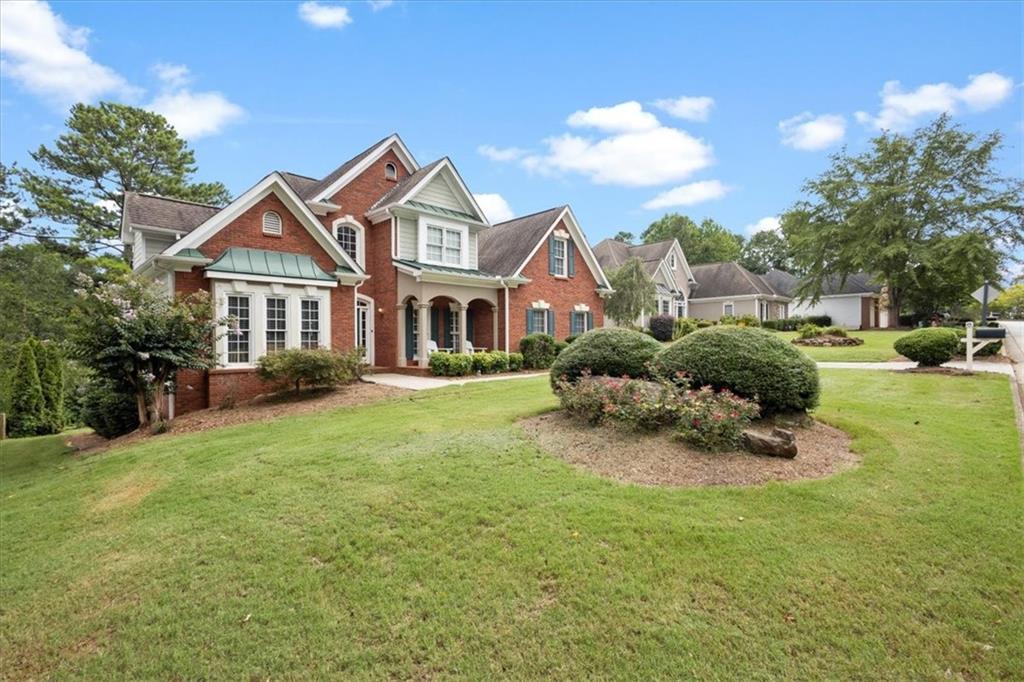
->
[204,270,339,288]
[671,239,696,283]
[433,159,489,225]
[165,173,363,275]
[306,200,341,216]
[511,205,612,289]
[310,135,419,203]
[689,294,766,302]
[337,272,370,286]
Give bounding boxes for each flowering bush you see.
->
[675,385,760,451]
[554,371,759,447]
[257,347,364,393]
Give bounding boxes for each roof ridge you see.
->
[279,170,319,181]
[491,204,564,227]
[131,193,225,209]
[732,261,776,296]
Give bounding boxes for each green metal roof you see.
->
[206,247,336,282]
[177,248,207,259]
[406,200,479,223]
[393,258,499,279]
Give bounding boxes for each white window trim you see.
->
[723,301,735,317]
[332,216,365,269]
[214,281,332,368]
[262,211,282,236]
[265,296,288,353]
[417,215,468,269]
[300,298,323,349]
[531,308,549,335]
[384,162,397,181]
[552,236,568,277]
[571,310,591,335]
[669,252,677,270]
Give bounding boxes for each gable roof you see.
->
[122,193,223,235]
[689,261,786,299]
[477,205,612,289]
[308,134,418,202]
[478,206,566,277]
[366,157,487,224]
[593,238,693,286]
[278,171,319,199]
[163,172,364,275]
[765,269,881,299]
[368,158,446,211]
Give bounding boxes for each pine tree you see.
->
[9,339,45,437]
[37,341,65,434]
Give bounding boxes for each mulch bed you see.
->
[70,381,409,455]
[792,335,864,347]
[519,411,859,488]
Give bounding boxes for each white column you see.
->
[455,303,468,354]
[491,306,499,353]
[395,303,406,366]
[417,303,431,367]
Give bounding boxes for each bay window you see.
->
[265,297,287,352]
[301,299,321,349]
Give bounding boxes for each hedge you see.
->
[653,325,820,414]
[549,327,663,386]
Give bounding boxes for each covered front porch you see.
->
[394,270,503,368]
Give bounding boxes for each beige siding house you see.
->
[593,238,695,326]
[688,262,791,322]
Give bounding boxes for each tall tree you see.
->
[604,257,657,326]
[0,162,41,245]
[18,102,231,258]
[37,342,66,434]
[739,229,793,274]
[641,214,743,264]
[612,231,635,244]
[9,339,45,437]
[782,115,1022,320]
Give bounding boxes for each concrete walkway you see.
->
[364,371,547,391]
[817,360,1015,376]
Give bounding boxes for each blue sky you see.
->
[1,1,1021,273]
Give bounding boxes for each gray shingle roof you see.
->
[123,192,223,233]
[303,135,394,200]
[368,158,446,211]
[477,205,566,277]
[593,238,675,276]
[279,172,319,198]
[689,261,785,299]
[765,269,881,298]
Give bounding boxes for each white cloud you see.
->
[0,0,139,105]
[524,125,714,187]
[778,112,846,151]
[473,193,515,223]
[152,62,191,89]
[566,101,660,133]
[94,198,119,214]
[653,96,715,122]
[148,90,245,140]
[477,144,526,162]
[744,216,781,235]
[641,180,730,210]
[855,72,1014,131]
[368,0,394,9]
[298,1,353,29]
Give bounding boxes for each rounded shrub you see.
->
[673,317,699,339]
[797,323,823,339]
[520,333,559,369]
[893,328,960,366]
[549,327,663,386]
[653,325,820,414]
[647,314,675,342]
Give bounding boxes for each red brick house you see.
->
[121,134,611,414]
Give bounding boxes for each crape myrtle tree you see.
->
[782,115,1023,321]
[17,102,231,260]
[605,257,657,326]
[70,274,222,429]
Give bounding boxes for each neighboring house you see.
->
[478,206,613,343]
[121,134,610,415]
[592,238,695,326]
[763,269,885,329]
[687,261,791,322]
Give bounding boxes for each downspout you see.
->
[501,279,510,353]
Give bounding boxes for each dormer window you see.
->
[384,162,397,181]
[262,211,282,236]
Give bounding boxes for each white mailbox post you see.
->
[964,322,1006,371]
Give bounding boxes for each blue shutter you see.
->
[567,240,576,277]
[405,303,415,360]
[547,309,556,338]
[526,309,534,334]
[548,235,556,275]
[587,311,594,331]
[431,307,439,343]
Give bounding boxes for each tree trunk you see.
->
[135,389,148,428]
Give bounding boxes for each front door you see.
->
[356,297,374,365]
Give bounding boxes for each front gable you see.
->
[515,207,612,290]
[407,167,478,218]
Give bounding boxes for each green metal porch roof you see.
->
[405,200,479,223]
[177,248,207,259]
[206,247,336,282]
[393,258,499,280]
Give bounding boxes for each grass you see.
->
[1,372,1022,679]
[777,329,909,361]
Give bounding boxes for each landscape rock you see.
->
[792,335,864,347]
[742,427,798,458]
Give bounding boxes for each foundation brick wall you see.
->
[498,219,605,349]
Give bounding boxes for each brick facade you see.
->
[498,219,605,349]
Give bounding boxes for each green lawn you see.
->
[1,372,1021,679]
[778,329,909,361]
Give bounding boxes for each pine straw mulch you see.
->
[519,411,859,488]
[67,381,410,456]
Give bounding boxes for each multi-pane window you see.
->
[301,299,321,349]
[669,253,677,269]
[676,301,686,318]
[723,302,735,317]
[660,299,670,315]
[265,297,287,352]
[552,237,567,276]
[336,225,358,262]
[227,295,251,363]
[411,306,419,356]
[449,310,461,351]
[426,225,462,265]
[531,309,548,334]
[571,311,590,336]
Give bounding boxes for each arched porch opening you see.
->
[467,298,497,352]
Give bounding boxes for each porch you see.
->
[394,293,500,368]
